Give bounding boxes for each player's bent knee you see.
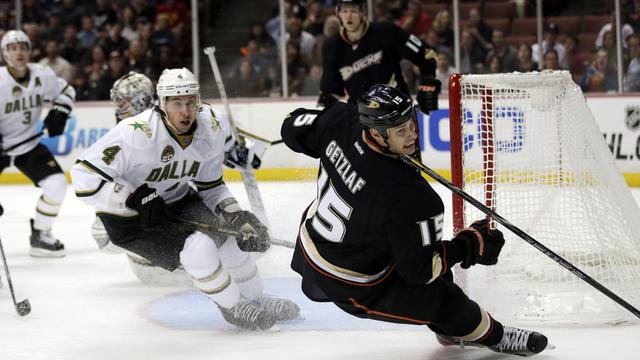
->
[179,231,220,278]
[37,173,67,203]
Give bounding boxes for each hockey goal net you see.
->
[448,71,640,325]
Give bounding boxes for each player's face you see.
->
[165,95,198,134]
[385,118,418,155]
[6,42,30,69]
[338,5,365,32]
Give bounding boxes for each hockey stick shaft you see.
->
[0,235,31,316]
[2,131,44,154]
[399,154,640,319]
[171,217,295,249]
[203,46,270,228]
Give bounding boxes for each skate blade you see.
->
[29,248,66,258]
[545,343,556,350]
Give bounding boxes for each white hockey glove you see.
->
[224,137,266,170]
[215,198,270,252]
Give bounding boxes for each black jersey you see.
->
[281,103,466,295]
[320,21,436,103]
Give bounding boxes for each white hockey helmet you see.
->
[1,30,32,67]
[156,67,200,112]
[110,71,155,121]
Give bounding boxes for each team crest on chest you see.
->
[161,145,175,162]
[12,86,22,98]
[128,120,152,138]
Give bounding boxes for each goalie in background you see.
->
[0,30,75,257]
[72,68,298,331]
[93,71,267,286]
[281,84,551,356]
[318,0,440,116]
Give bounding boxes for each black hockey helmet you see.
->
[336,0,366,11]
[358,84,416,138]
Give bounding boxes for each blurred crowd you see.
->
[0,0,191,101]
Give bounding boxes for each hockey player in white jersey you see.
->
[71,68,298,330]
[0,30,75,257]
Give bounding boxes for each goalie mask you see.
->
[156,67,200,113]
[1,30,31,69]
[358,84,416,140]
[110,71,154,122]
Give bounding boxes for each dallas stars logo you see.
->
[128,120,152,138]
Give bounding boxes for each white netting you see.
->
[453,71,640,325]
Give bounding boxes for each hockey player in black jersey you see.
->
[318,0,440,115]
[281,84,552,357]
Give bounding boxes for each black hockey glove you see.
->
[317,92,339,108]
[125,184,168,229]
[225,142,262,169]
[44,104,71,137]
[452,219,505,269]
[216,199,270,252]
[417,78,441,114]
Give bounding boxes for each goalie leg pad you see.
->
[180,231,240,308]
[33,173,67,230]
[219,238,263,300]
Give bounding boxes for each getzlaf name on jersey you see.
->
[72,105,228,217]
[321,21,436,103]
[281,102,445,301]
[0,63,74,156]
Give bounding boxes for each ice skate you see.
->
[253,295,300,321]
[29,219,65,257]
[486,327,551,357]
[435,333,481,348]
[218,299,276,330]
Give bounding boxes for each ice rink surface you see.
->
[0,180,638,360]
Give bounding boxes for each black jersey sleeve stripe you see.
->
[75,179,107,198]
[76,159,114,182]
[194,176,225,190]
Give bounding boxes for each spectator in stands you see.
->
[60,25,84,64]
[435,53,454,95]
[431,9,454,49]
[84,44,109,76]
[488,54,503,73]
[398,0,431,38]
[285,41,309,97]
[121,5,141,42]
[623,34,640,92]
[373,0,394,23]
[126,39,151,75]
[21,0,45,25]
[423,30,452,64]
[599,30,619,72]
[42,8,64,42]
[247,21,275,56]
[388,0,407,20]
[150,44,178,80]
[23,23,43,60]
[92,0,118,30]
[581,49,618,92]
[467,7,493,55]
[516,43,538,72]
[155,0,188,32]
[301,63,323,96]
[0,9,10,30]
[131,0,155,25]
[151,13,174,47]
[303,2,325,36]
[562,35,586,74]
[78,16,100,50]
[543,49,560,70]
[39,40,75,82]
[310,15,340,67]
[96,50,129,99]
[71,72,92,101]
[60,0,85,29]
[86,62,106,100]
[596,11,634,49]
[103,23,130,57]
[287,17,315,63]
[460,28,485,74]
[532,23,566,66]
[485,29,518,72]
[227,58,266,97]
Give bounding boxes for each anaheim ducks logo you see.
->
[161,145,175,162]
[12,86,22,98]
[367,100,381,109]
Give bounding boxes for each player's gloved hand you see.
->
[44,104,71,137]
[452,219,504,269]
[125,184,168,229]
[317,92,338,108]
[224,141,262,169]
[417,78,441,114]
[216,199,270,252]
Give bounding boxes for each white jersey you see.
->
[0,63,75,155]
[71,105,235,217]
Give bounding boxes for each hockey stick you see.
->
[0,204,31,316]
[399,154,640,319]
[203,47,271,228]
[1,131,44,155]
[170,217,295,249]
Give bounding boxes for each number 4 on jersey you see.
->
[102,145,121,165]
